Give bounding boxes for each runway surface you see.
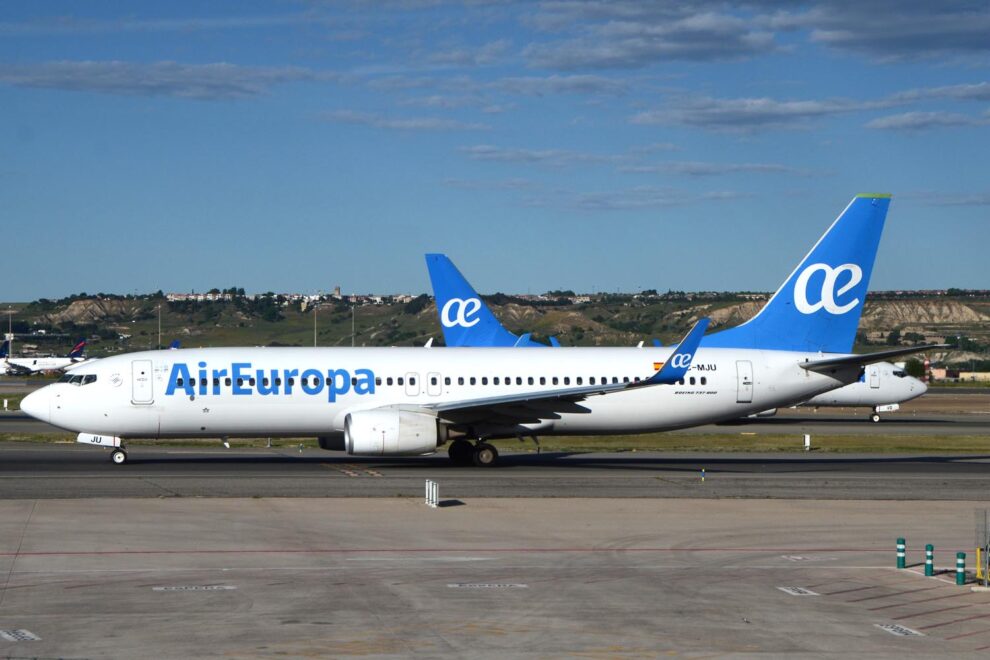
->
[3,441,990,499]
[2,498,989,657]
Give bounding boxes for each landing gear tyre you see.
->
[472,443,498,467]
[110,449,128,465]
[871,413,881,423]
[447,439,473,465]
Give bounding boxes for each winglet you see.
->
[549,336,561,347]
[648,318,710,384]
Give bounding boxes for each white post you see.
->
[425,480,438,508]
[804,434,811,451]
[2,399,7,411]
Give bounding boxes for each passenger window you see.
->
[700,377,707,385]
[540,377,546,385]
[225,378,232,386]
[431,377,438,386]
[563,377,570,385]
[275,378,282,386]
[577,377,583,385]
[612,377,619,384]
[689,377,695,385]
[262,378,269,387]
[398,377,405,386]
[623,377,630,383]
[634,376,641,382]
[458,377,464,385]
[375,377,382,386]
[516,377,522,385]
[552,377,559,385]
[470,377,476,385]
[351,377,357,386]
[590,377,596,385]
[410,377,416,385]
[249,378,256,387]
[444,377,451,386]
[493,377,500,385]
[287,378,294,386]
[176,377,184,387]
[482,377,488,385]
[528,377,534,385]
[677,379,684,385]
[387,377,394,386]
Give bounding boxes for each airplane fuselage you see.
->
[26,345,856,441]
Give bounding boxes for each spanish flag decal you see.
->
[653,362,664,372]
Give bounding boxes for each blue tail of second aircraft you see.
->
[704,194,890,354]
[0,339,8,359]
[425,254,548,347]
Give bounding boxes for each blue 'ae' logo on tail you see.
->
[704,194,891,354]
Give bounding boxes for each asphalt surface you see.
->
[2,442,990,499]
[2,498,990,657]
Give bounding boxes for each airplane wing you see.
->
[799,344,948,374]
[3,361,32,376]
[416,319,709,425]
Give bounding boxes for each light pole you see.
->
[157,303,162,350]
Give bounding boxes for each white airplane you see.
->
[797,361,923,422]
[19,194,941,466]
[0,338,87,376]
[425,256,927,422]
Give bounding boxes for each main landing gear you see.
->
[447,439,499,467]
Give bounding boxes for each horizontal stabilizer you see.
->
[800,344,948,374]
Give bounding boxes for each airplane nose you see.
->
[20,388,50,423]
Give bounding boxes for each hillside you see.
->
[3,292,987,365]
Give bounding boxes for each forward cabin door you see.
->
[868,364,880,389]
[736,360,753,404]
[131,359,154,405]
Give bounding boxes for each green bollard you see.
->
[925,544,934,577]
[896,538,906,569]
[957,552,966,586]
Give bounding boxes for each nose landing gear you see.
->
[110,448,128,465]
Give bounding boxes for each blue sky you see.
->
[2,1,988,300]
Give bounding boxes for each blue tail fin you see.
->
[425,254,547,347]
[67,338,86,358]
[704,194,890,354]
[0,339,8,358]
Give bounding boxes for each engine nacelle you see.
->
[345,410,439,456]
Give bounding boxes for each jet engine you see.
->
[345,410,439,456]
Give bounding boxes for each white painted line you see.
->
[448,583,528,589]
[875,623,924,637]
[152,585,237,592]
[781,555,838,562]
[347,557,491,562]
[0,629,41,641]
[777,586,820,596]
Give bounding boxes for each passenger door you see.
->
[131,359,154,405]
[736,360,753,403]
[868,364,880,389]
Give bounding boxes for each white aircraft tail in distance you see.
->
[19,194,944,466]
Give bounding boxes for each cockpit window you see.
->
[83,374,97,385]
[69,375,84,385]
[893,370,906,378]
[58,374,73,383]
